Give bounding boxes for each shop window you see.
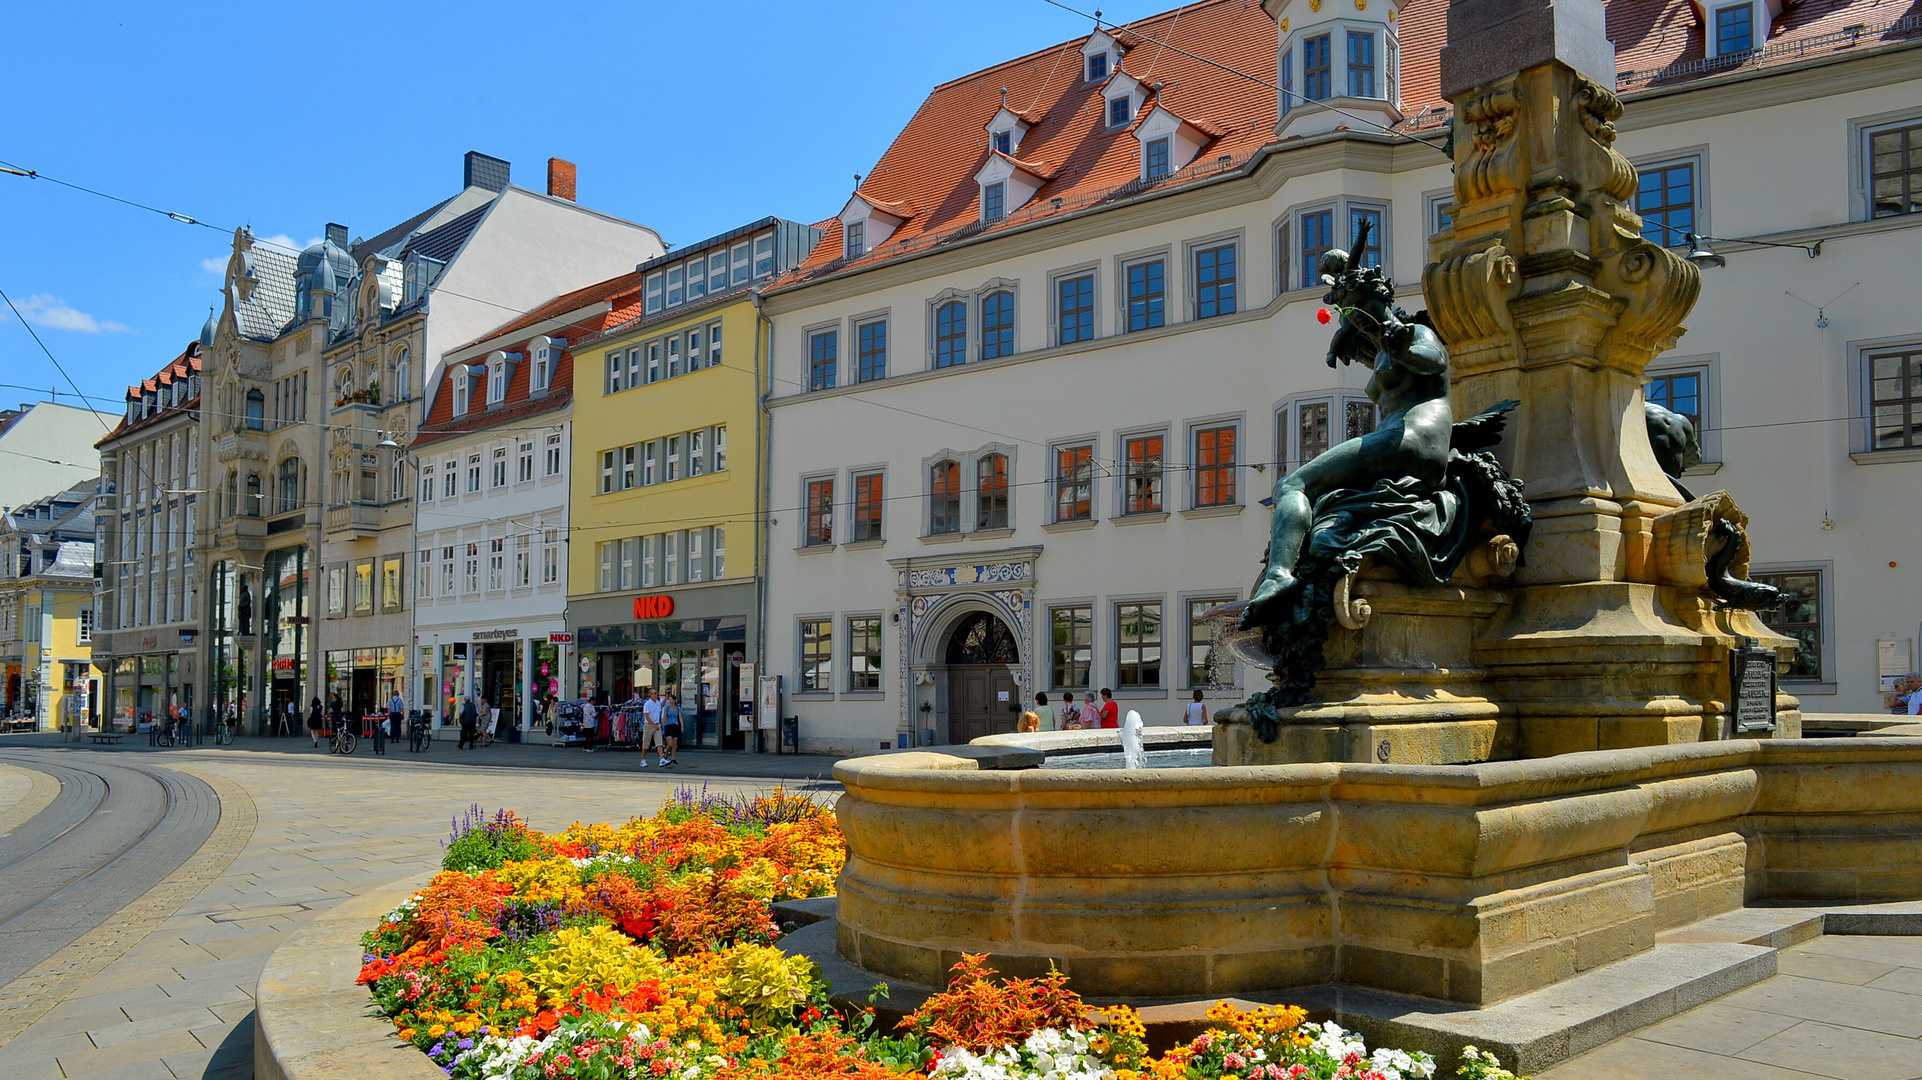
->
[1116,601,1163,688]
[848,617,882,691]
[1051,605,1092,689]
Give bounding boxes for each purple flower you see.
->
[428,1042,444,1056]
[457,1038,474,1050]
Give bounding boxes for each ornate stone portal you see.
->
[1218,0,1797,764]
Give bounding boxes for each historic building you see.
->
[0,400,119,512]
[93,338,204,728]
[759,0,1922,752]
[409,276,631,740]
[564,218,821,751]
[198,151,665,731]
[0,481,100,728]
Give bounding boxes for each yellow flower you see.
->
[428,1024,445,1038]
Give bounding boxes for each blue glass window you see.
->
[857,320,887,383]
[936,301,968,368]
[1349,206,1383,269]
[1347,32,1376,97]
[981,292,1014,360]
[1058,275,1094,345]
[1109,96,1133,127]
[808,330,837,391]
[1127,260,1165,332]
[1715,4,1754,54]
[1195,244,1237,319]
[1636,162,1695,245]
[1145,137,1171,180]
[983,182,1005,222]
[1300,210,1334,288]
[1303,35,1332,101]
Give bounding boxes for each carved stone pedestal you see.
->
[1216,576,1516,765]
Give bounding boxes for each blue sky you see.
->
[0,0,1133,411]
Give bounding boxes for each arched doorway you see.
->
[944,611,1021,744]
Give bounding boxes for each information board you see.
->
[1731,643,1778,733]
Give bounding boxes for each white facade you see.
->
[762,40,1922,753]
[410,419,571,738]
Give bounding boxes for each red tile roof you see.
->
[98,344,203,446]
[775,0,1915,288]
[414,287,643,450]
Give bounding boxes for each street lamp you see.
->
[1684,232,1823,269]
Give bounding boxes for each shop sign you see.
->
[472,629,518,641]
[632,595,676,620]
[141,634,158,649]
[271,658,297,673]
[548,632,574,644]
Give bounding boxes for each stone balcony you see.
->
[214,428,269,466]
[324,502,383,539]
[214,514,267,550]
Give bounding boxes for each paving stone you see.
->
[1631,1001,1805,1056]
[1718,974,1922,1038]
[191,929,288,961]
[54,1029,205,1073]
[1794,935,1922,969]
[1774,948,1899,986]
[1861,966,1922,998]
[85,1007,224,1047]
[1735,1020,1922,1080]
[1542,1035,1836,1079]
[206,1000,256,1024]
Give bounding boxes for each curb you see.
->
[254,875,443,1080]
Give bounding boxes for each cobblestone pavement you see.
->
[0,744,823,1079]
[1541,934,1922,1080]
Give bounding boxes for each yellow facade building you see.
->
[565,217,820,751]
[1,481,103,730]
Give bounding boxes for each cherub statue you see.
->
[1232,219,1532,733]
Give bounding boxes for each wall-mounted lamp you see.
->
[1685,232,1823,270]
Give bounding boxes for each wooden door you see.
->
[947,665,1022,744]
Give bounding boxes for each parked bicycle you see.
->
[215,718,236,745]
[331,719,357,755]
[408,711,432,753]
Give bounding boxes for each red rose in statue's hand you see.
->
[1317,308,1333,324]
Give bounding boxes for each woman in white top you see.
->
[1184,689,1209,726]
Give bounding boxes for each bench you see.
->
[1,719,35,734]
[87,733,125,745]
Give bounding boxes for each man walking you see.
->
[458,695,479,750]
[639,688,665,766]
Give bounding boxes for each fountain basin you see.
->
[831,738,1922,1005]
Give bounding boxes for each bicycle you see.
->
[331,722,357,755]
[154,725,174,748]
[215,720,236,745]
[408,716,432,753]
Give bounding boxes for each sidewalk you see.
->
[0,730,844,785]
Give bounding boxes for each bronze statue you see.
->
[1235,220,1532,736]
[1644,401,1702,500]
[1642,401,1779,611]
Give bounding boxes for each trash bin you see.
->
[780,715,799,753]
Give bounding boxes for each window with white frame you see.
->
[687,326,704,373]
[488,359,508,404]
[491,447,507,488]
[487,539,504,591]
[1123,432,1164,514]
[646,341,662,383]
[731,241,752,285]
[1054,442,1095,522]
[1865,117,1922,219]
[442,460,457,499]
[686,256,706,302]
[606,352,624,395]
[711,525,726,578]
[689,429,707,478]
[1636,159,1698,246]
[935,300,968,367]
[666,434,681,482]
[645,272,663,314]
[1194,242,1237,319]
[714,426,728,471]
[709,321,723,366]
[531,341,553,392]
[1346,31,1377,97]
[642,439,659,486]
[753,233,775,277]
[857,319,887,382]
[418,549,432,599]
[442,546,455,596]
[1867,345,1922,452]
[983,181,1006,223]
[453,369,472,415]
[663,530,681,585]
[598,541,616,592]
[641,535,658,587]
[667,335,682,378]
[621,445,636,490]
[514,535,530,588]
[981,291,1015,360]
[542,530,560,584]
[845,219,866,259]
[1193,423,1238,508]
[1144,136,1171,181]
[467,454,481,493]
[518,441,533,482]
[686,527,706,583]
[667,265,685,306]
[929,460,961,535]
[545,433,562,476]
[600,450,617,494]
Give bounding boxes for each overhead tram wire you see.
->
[0,159,1068,461]
[1033,0,1451,154]
[0,285,117,429]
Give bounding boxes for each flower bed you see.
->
[359,790,1522,1080]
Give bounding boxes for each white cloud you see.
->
[2,294,132,334]
[201,234,320,275]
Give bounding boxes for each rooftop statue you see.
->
[1234,219,1532,738]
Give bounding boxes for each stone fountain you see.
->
[815,0,1922,1069]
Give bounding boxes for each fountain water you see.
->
[1120,710,1146,769]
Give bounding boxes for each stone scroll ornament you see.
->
[1234,218,1532,740]
[1643,402,1781,611]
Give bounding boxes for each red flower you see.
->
[1317,308,1334,324]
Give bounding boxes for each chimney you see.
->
[325,223,349,247]
[463,151,512,193]
[547,158,577,202]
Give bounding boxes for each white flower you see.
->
[1369,1047,1436,1080]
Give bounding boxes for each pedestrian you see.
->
[328,693,344,747]
[1030,692,1056,733]
[307,697,323,747]
[1098,688,1120,729]
[1902,676,1922,716]
[458,695,479,749]
[640,690,664,764]
[1060,691,1083,730]
[580,696,597,752]
[661,693,682,766]
[1184,689,1209,726]
[485,699,499,745]
[387,688,405,752]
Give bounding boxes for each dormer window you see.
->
[838,193,911,259]
[487,351,516,405]
[1145,138,1171,180]
[845,220,866,259]
[993,130,1012,154]
[1080,29,1120,84]
[1087,52,1108,83]
[644,271,664,314]
[529,338,558,394]
[453,367,473,415]
[1714,2,1755,55]
[983,182,1006,222]
[1109,96,1134,128]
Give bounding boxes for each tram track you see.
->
[0,752,220,989]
